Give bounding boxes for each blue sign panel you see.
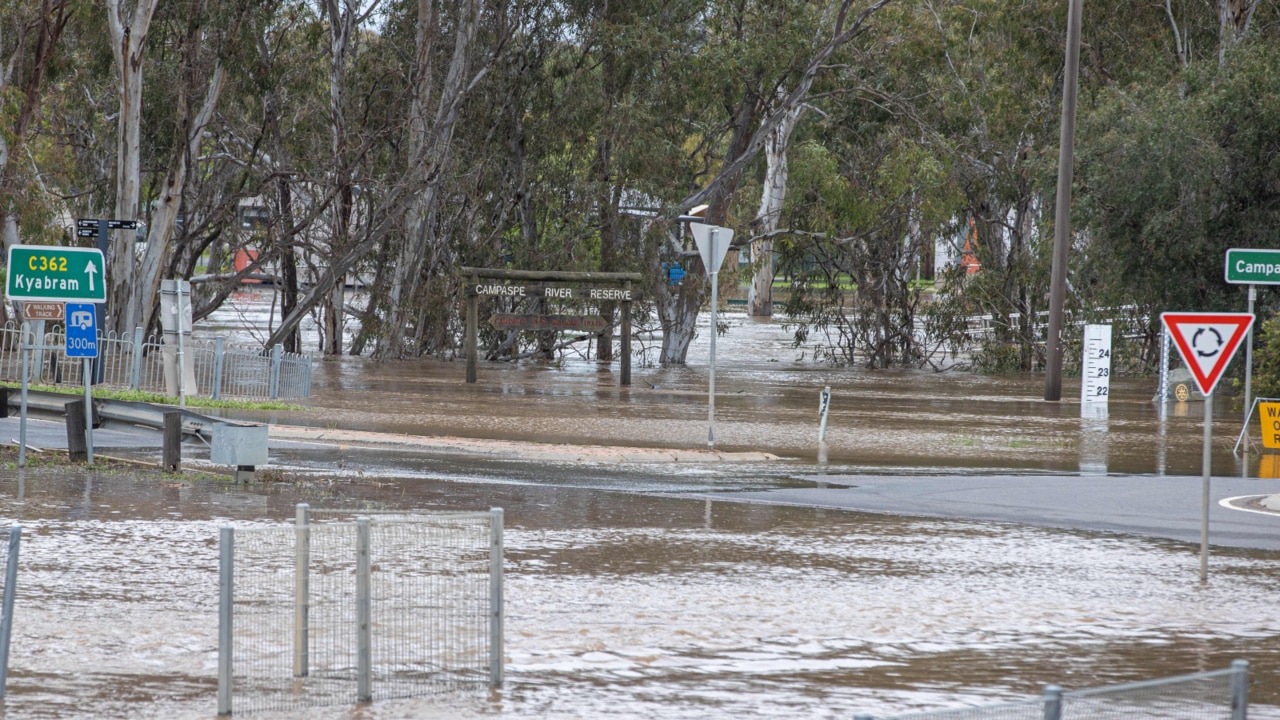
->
[65,302,98,358]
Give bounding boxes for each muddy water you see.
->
[0,468,1278,719]
[211,300,1254,478]
[38,290,1261,719]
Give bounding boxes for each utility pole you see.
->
[1044,0,1084,401]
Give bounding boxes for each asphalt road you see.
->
[699,472,1280,551]
[7,409,1280,552]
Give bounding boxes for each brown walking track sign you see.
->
[460,267,643,386]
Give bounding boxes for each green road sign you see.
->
[5,245,106,303]
[1225,248,1280,285]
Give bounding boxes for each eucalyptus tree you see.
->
[648,0,894,365]
[0,0,72,258]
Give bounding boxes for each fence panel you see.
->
[1061,666,1240,720]
[219,509,502,716]
[0,322,313,401]
[858,663,1248,720]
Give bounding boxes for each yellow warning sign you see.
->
[1260,454,1280,478]
[1260,402,1280,449]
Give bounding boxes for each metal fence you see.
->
[217,506,503,716]
[856,661,1249,720]
[0,322,312,400]
[0,527,21,699]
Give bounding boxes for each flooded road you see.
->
[0,292,1257,718]
[0,467,1278,719]
[216,301,1262,479]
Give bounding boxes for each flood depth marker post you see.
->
[690,223,733,449]
[1161,312,1253,584]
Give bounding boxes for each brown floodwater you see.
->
[0,467,1277,719]
[0,299,1271,718]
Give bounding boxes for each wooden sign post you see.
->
[460,267,642,386]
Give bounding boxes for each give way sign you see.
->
[1161,312,1254,396]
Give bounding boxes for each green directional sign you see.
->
[5,245,106,303]
[1225,248,1280,285]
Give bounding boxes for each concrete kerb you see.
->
[268,424,782,464]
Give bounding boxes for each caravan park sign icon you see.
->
[1161,312,1254,396]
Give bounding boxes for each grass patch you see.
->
[0,382,305,411]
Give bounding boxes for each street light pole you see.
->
[1044,0,1084,401]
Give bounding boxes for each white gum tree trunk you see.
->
[106,0,160,334]
[748,104,802,318]
[135,64,227,333]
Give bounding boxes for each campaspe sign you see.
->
[467,283,634,302]
[1225,248,1280,285]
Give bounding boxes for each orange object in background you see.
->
[962,217,981,274]
[234,248,261,283]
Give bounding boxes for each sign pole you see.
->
[1161,311,1254,584]
[1245,284,1255,431]
[1201,391,1212,584]
[84,358,94,465]
[708,228,718,450]
[18,322,29,468]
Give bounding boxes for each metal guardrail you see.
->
[856,660,1249,720]
[0,323,312,401]
[4,389,251,442]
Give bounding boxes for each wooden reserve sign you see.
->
[489,313,609,331]
[468,283,634,302]
[459,266,642,386]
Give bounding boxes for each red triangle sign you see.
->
[1160,312,1254,396]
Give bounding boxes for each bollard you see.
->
[0,388,7,418]
[162,411,182,472]
[65,400,87,462]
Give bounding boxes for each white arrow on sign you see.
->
[84,260,98,292]
[689,223,734,276]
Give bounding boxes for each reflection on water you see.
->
[0,468,1277,719]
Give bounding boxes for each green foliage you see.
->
[1251,315,1280,400]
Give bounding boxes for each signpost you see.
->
[1224,248,1280,431]
[5,244,107,467]
[1161,311,1254,584]
[690,223,734,450]
[65,303,99,464]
